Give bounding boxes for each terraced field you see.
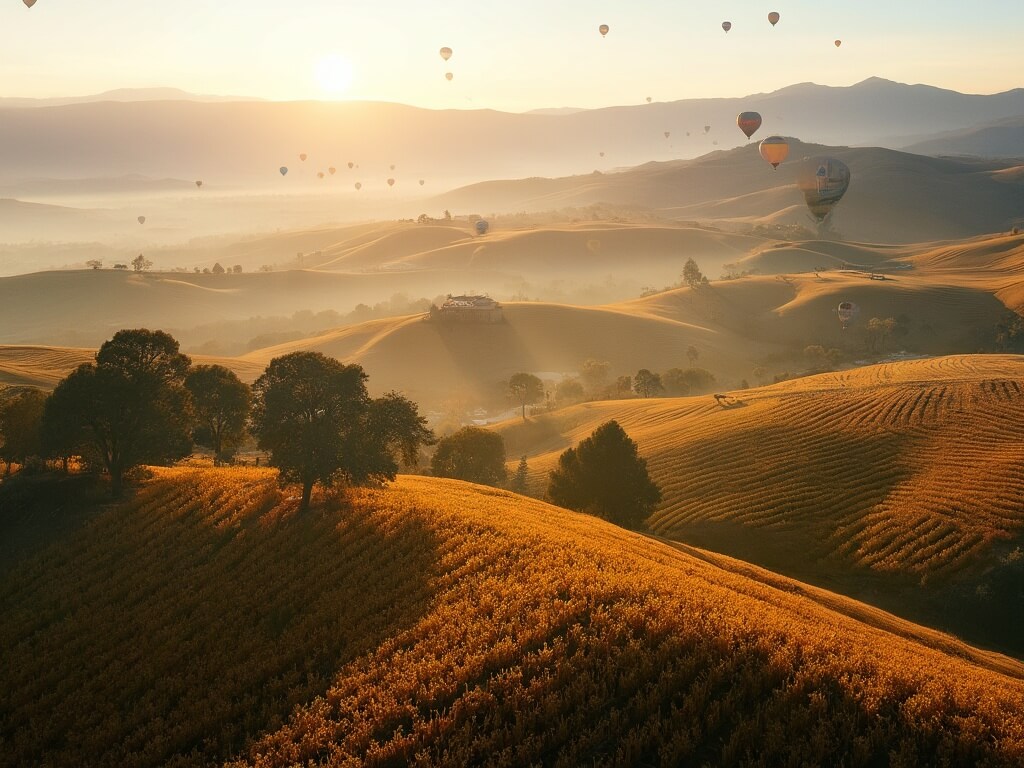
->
[497,354,1024,582]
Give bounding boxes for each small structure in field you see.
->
[430,294,504,323]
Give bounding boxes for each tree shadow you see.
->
[0,470,439,767]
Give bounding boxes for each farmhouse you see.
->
[430,295,504,323]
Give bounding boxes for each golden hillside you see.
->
[2,468,1023,767]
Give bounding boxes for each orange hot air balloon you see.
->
[317,172,325,179]
[737,112,762,140]
[354,182,362,190]
[758,135,789,169]
[299,153,307,161]
[328,167,336,175]
[834,39,842,48]
[599,24,609,37]
[387,178,395,187]
[445,72,453,81]
[440,47,452,62]
[722,21,732,33]
[768,11,780,26]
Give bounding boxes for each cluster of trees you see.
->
[83,258,245,274]
[1,329,435,511]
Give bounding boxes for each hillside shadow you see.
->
[0,474,439,767]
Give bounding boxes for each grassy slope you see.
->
[1,468,1023,767]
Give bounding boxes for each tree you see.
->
[866,317,897,354]
[251,353,430,511]
[511,455,529,493]
[681,258,704,289]
[509,372,544,421]
[554,378,585,405]
[686,345,700,367]
[661,368,691,397]
[185,365,252,465]
[232,265,243,274]
[615,375,632,396]
[677,367,716,395]
[547,420,661,529]
[43,329,193,497]
[0,389,47,475]
[131,253,152,272]
[430,427,507,486]
[580,359,611,393]
[633,369,664,398]
[86,259,103,270]
[211,262,226,275]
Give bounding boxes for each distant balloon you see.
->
[475,219,489,236]
[834,39,842,48]
[137,216,146,225]
[646,96,652,103]
[445,72,454,81]
[354,182,362,190]
[758,135,789,169]
[799,157,851,222]
[390,164,395,171]
[768,11,780,27]
[347,161,354,169]
[440,47,453,62]
[737,111,762,139]
[837,301,860,329]
[317,172,325,179]
[387,178,395,187]
[664,131,670,139]
[704,125,711,134]
[599,24,609,37]
[23,0,37,7]
[599,151,605,157]
[722,21,732,33]
[195,180,203,188]
[419,179,425,186]
[328,167,336,175]
[279,166,288,176]
[299,153,307,161]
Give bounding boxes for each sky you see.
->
[1,1,1022,111]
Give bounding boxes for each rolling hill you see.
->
[1,468,1022,766]
[435,142,1024,243]
[903,116,1024,159]
[495,354,1024,654]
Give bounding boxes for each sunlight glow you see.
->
[314,54,354,96]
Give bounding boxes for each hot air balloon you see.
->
[722,21,732,33]
[317,172,325,179]
[419,179,425,186]
[328,167,336,175]
[354,182,362,190]
[390,164,396,171]
[798,157,851,222]
[445,72,454,81]
[195,180,203,188]
[440,47,453,62]
[599,151,605,157]
[768,11,780,26]
[137,216,146,225]
[704,125,711,134]
[387,178,395,187]
[347,162,354,169]
[664,131,671,139]
[646,96,652,103]
[23,0,37,7]
[299,153,307,161]
[737,112,762,140]
[599,24,609,37]
[758,135,789,169]
[837,301,859,329]
[834,39,842,48]
[475,220,489,235]
[280,166,288,176]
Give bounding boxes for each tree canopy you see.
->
[0,389,47,474]
[185,365,252,464]
[633,369,664,398]
[547,420,661,530]
[43,329,193,496]
[509,372,544,421]
[430,426,507,487]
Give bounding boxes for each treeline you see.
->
[0,329,435,511]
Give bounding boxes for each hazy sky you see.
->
[2,1,1021,111]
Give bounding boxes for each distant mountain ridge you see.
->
[0,87,262,109]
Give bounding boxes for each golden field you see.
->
[1,468,1023,767]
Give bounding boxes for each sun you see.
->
[314,54,354,96]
